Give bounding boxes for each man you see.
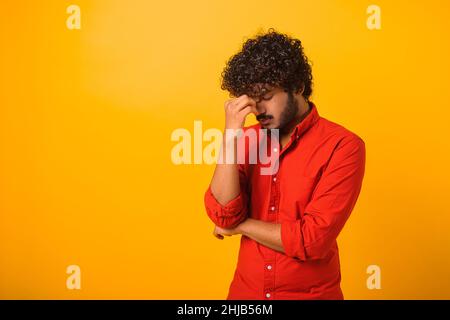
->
[204,29,366,300]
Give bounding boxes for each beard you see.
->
[277,91,299,131]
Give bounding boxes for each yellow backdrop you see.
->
[1,0,450,299]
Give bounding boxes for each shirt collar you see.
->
[291,100,320,140]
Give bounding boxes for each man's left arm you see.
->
[215,135,366,261]
[213,218,283,251]
[237,218,284,253]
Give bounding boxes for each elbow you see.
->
[280,220,335,261]
[304,247,333,261]
[204,186,248,229]
[299,241,335,261]
[287,246,333,262]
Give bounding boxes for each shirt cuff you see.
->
[280,219,307,261]
[204,185,244,218]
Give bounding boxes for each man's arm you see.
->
[237,218,284,253]
[214,136,366,261]
[204,95,257,229]
[210,95,257,204]
[213,218,284,253]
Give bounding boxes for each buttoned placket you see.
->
[262,127,301,299]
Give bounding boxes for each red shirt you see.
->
[204,101,366,300]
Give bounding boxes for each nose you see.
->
[255,102,266,115]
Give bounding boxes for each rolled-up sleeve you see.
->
[281,135,366,261]
[204,164,249,229]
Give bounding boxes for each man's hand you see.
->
[212,224,242,240]
[224,94,258,130]
[212,218,285,253]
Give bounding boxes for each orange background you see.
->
[1,0,450,299]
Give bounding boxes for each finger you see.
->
[213,230,224,240]
[238,105,257,118]
[233,94,251,104]
[237,97,256,112]
[224,99,234,109]
[229,96,256,113]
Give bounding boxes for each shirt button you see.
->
[273,177,277,182]
[267,265,272,270]
[265,293,271,298]
[270,206,275,211]
[273,147,278,153]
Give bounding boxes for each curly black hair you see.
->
[221,28,313,101]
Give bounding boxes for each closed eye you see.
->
[262,95,273,101]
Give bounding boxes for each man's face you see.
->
[250,85,299,130]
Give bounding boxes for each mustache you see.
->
[256,114,273,121]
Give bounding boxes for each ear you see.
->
[294,84,305,96]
